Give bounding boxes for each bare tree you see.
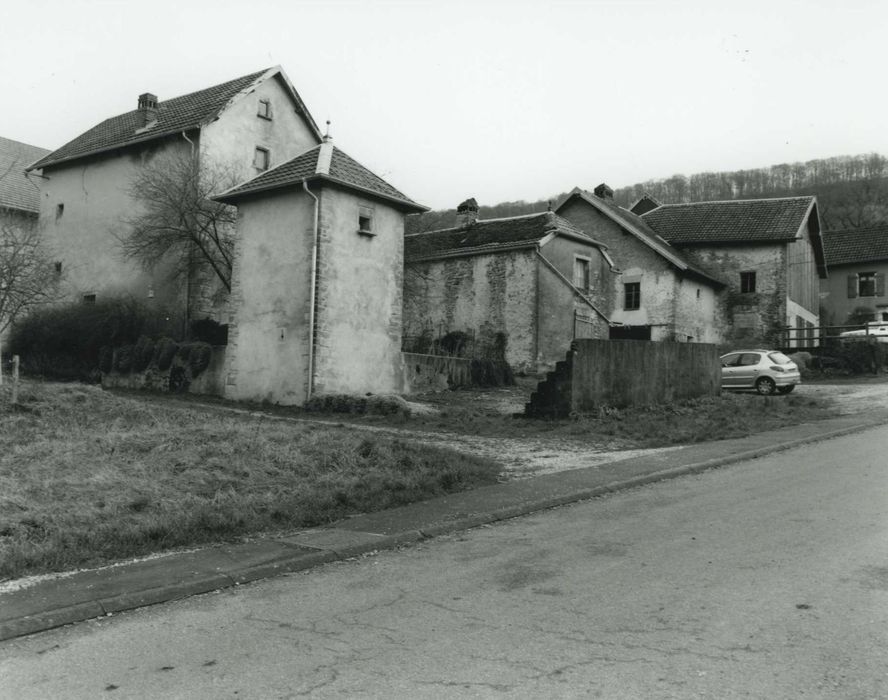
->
[0,210,60,335]
[119,150,239,291]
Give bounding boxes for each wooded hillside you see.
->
[406,153,888,234]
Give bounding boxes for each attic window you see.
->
[258,99,272,120]
[56,203,64,220]
[83,293,96,304]
[358,206,375,236]
[54,261,62,274]
[253,146,270,171]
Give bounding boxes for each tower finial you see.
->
[323,120,332,142]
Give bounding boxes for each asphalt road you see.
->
[2,426,887,699]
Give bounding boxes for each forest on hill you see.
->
[406,153,888,234]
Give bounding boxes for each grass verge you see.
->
[0,382,500,581]
[291,386,839,449]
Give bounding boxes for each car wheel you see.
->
[755,377,777,395]
[777,385,795,394]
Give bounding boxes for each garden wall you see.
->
[102,346,227,397]
[527,339,720,417]
[401,352,513,393]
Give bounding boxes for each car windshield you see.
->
[768,352,792,364]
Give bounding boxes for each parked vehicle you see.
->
[720,350,800,395]
[839,322,888,344]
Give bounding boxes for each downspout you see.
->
[302,179,320,402]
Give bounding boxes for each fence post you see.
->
[12,354,19,405]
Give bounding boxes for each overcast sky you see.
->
[2,0,885,210]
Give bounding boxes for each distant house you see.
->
[25,67,321,327]
[557,185,726,343]
[642,196,827,347]
[403,199,615,372]
[821,226,888,326]
[0,136,49,227]
[214,137,426,405]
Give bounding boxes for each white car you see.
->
[839,322,888,343]
[720,350,801,395]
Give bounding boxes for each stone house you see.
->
[556,186,726,343]
[214,137,426,405]
[820,226,888,326]
[25,67,321,329]
[403,199,615,372]
[641,196,827,347]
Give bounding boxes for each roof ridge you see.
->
[651,195,814,209]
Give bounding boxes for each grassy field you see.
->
[282,380,840,449]
[0,382,500,581]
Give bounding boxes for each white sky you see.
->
[2,0,886,210]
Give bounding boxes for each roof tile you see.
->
[30,69,272,170]
[642,197,814,244]
[0,136,50,213]
[405,212,599,261]
[217,143,424,211]
[823,226,888,266]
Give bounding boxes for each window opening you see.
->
[82,293,96,304]
[55,203,64,220]
[358,206,374,236]
[740,271,756,293]
[257,99,272,120]
[573,257,591,291]
[253,146,270,171]
[624,282,641,310]
[859,272,877,297]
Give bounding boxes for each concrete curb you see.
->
[2,413,887,643]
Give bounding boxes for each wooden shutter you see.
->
[847,274,858,298]
[877,272,886,297]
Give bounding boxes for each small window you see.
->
[740,271,756,293]
[82,293,96,304]
[624,282,641,310]
[358,206,374,236]
[257,99,272,120]
[573,257,591,291]
[859,272,877,297]
[54,261,62,274]
[55,203,64,220]
[253,146,270,171]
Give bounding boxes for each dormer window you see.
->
[257,99,272,120]
[253,146,270,171]
[358,206,374,236]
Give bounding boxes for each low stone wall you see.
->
[401,353,513,393]
[102,346,227,397]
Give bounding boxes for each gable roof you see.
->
[823,226,888,266]
[0,136,50,213]
[214,141,426,213]
[556,188,724,287]
[28,67,321,171]
[642,196,816,244]
[405,211,606,262]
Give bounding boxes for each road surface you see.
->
[2,425,887,698]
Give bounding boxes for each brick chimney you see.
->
[593,183,614,200]
[455,197,479,227]
[138,92,158,125]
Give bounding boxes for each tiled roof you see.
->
[642,197,815,244]
[216,142,426,212]
[29,68,314,171]
[557,188,724,286]
[823,226,888,266]
[405,211,600,261]
[0,136,50,213]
